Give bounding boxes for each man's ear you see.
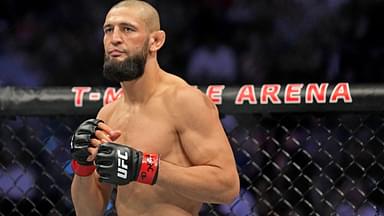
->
[149,30,166,52]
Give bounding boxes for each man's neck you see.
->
[120,61,162,105]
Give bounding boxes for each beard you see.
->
[103,40,149,82]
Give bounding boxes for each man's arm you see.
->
[71,106,117,216]
[157,86,240,203]
[92,87,239,203]
[71,172,113,216]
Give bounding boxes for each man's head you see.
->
[102,0,165,82]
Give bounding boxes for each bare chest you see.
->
[106,109,178,159]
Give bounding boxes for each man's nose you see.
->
[111,29,123,44]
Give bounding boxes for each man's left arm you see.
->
[156,87,240,203]
[94,87,240,203]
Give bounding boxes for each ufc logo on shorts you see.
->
[117,150,128,179]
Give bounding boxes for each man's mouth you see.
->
[108,49,125,57]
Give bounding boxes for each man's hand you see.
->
[71,119,104,166]
[70,119,121,176]
[88,122,121,161]
[95,142,159,185]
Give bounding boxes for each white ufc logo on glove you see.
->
[117,150,128,179]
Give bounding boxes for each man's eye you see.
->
[124,27,133,32]
[104,28,112,33]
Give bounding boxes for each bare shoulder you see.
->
[173,85,215,111]
[96,97,121,122]
[161,73,216,112]
[160,73,219,130]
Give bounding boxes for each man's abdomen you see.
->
[115,183,201,216]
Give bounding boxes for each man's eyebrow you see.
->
[120,22,138,29]
[103,24,109,30]
[103,22,137,29]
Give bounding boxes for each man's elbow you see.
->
[219,174,240,204]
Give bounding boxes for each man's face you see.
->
[102,7,150,82]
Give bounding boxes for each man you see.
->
[70,1,239,215]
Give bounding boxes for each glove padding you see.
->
[95,142,159,185]
[71,118,104,166]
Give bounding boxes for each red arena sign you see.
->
[72,83,352,108]
[1,83,381,116]
[205,83,352,105]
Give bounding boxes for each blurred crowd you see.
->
[0,0,384,87]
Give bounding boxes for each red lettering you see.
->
[103,87,122,105]
[330,83,352,103]
[306,83,328,103]
[235,85,257,105]
[72,87,91,107]
[285,84,303,104]
[206,85,225,104]
[260,84,281,104]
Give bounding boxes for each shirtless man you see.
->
[70,1,239,215]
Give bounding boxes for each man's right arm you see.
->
[70,105,117,216]
[71,172,113,216]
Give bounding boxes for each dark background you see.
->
[1,1,384,215]
[1,0,384,87]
